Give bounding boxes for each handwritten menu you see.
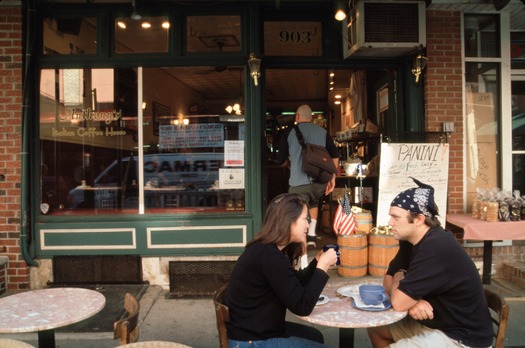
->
[377,143,450,226]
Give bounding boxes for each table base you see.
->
[340,328,355,348]
[38,329,55,348]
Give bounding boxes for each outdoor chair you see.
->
[484,287,509,348]
[212,283,230,348]
[114,292,141,345]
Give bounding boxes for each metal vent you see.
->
[363,3,421,43]
[53,255,143,284]
[168,261,236,298]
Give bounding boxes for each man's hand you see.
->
[325,174,336,195]
[408,299,434,320]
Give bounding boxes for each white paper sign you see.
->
[377,143,449,226]
[219,168,245,189]
[224,140,244,167]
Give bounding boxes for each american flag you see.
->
[333,192,356,236]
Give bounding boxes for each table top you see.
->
[117,341,192,348]
[446,214,525,240]
[298,276,407,329]
[0,287,106,333]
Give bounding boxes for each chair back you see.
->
[484,287,509,348]
[212,283,230,348]
[114,292,141,345]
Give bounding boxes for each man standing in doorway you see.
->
[277,104,339,247]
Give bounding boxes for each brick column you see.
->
[0,1,30,291]
[425,10,464,214]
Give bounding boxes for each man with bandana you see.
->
[367,177,493,348]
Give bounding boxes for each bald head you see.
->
[296,105,313,122]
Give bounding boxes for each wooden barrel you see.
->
[355,211,373,234]
[337,233,368,277]
[368,234,400,276]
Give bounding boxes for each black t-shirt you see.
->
[225,242,329,341]
[387,227,493,347]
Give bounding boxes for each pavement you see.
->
[2,275,525,348]
[3,235,525,348]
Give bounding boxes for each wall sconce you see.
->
[411,51,428,83]
[334,0,347,21]
[248,53,261,87]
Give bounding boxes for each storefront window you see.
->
[464,14,500,58]
[115,16,170,53]
[465,62,500,205]
[40,67,246,215]
[43,17,97,55]
[142,67,245,212]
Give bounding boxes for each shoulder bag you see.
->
[294,125,337,183]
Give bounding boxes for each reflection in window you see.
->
[43,17,97,55]
[186,15,241,53]
[142,67,245,212]
[115,16,170,53]
[465,62,500,205]
[40,68,139,215]
[40,67,246,215]
[464,14,500,58]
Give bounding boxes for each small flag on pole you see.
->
[333,192,356,236]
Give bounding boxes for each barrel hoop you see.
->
[339,264,367,269]
[368,263,389,269]
[340,245,367,250]
[368,244,398,249]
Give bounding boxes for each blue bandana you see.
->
[390,177,439,218]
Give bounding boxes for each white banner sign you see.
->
[377,143,450,227]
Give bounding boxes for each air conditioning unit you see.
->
[343,0,426,58]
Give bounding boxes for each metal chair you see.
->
[212,283,229,348]
[484,287,510,348]
[114,292,141,345]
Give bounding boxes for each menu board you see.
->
[377,143,450,226]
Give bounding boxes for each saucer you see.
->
[352,299,392,311]
[336,285,359,297]
[316,294,329,306]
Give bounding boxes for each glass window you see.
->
[115,16,170,53]
[186,15,242,53]
[40,67,246,215]
[464,14,500,58]
[465,62,500,205]
[511,32,525,70]
[142,67,245,212]
[43,17,97,55]
[40,68,138,214]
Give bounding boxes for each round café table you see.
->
[0,287,106,348]
[298,276,407,348]
[117,341,192,347]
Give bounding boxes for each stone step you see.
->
[502,261,525,289]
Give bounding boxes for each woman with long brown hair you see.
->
[225,193,337,348]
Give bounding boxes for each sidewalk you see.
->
[3,281,525,348]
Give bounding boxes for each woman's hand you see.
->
[316,248,338,272]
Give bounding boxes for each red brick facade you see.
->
[0,3,29,291]
[426,10,464,214]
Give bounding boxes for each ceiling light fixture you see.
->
[334,0,347,21]
[131,0,142,21]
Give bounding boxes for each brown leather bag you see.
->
[294,125,337,183]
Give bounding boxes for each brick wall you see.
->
[426,10,464,214]
[0,2,29,291]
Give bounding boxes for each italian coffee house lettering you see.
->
[51,126,127,138]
